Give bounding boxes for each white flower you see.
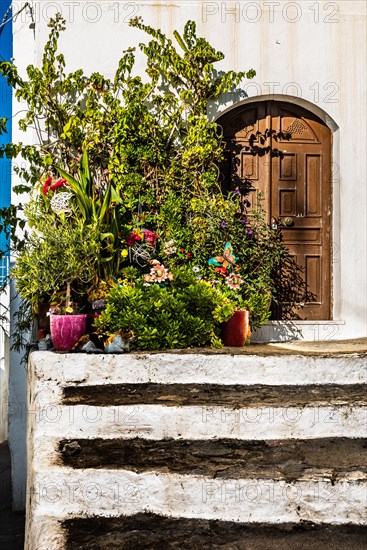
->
[163,239,177,256]
[192,266,200,273]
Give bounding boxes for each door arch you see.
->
[217,100,332,320]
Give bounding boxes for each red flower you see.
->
[50,178,68,191]
[143,230,158,245]
[179,247,185,253]
[42,176,53,196]
[187,252,192,258]
[214,266,229,277]
[126,233,142,246]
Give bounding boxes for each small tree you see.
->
[0,15,304,353]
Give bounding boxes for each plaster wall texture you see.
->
[25,351,367,549]
[0,289,10,442]
[6,0,367,511]
[10,0,367,340]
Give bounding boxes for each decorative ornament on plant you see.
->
[208,242,237,270]
[144,260,173,284]
[50,191,74,215]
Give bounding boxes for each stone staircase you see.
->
[26,346,367,549]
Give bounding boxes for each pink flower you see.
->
[148,260,173,283]
[143,230,158,245]
[225,273,244,290]
[126,233,142,246]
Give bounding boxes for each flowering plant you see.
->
[48,304,76,315]
[42,176,69,196]
[1,16,308,355]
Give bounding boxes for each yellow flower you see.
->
[121,249,129,258]
[65,306,74,314]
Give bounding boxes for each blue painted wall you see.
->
[0,0,12,269]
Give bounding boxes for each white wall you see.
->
[6,0,367,509]
[0,286,10,443]
[26,0,365,339]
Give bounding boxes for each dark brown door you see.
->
[218,101,332,320]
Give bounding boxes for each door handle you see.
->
[283,217,294,227]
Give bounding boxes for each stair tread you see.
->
[63,383,367,407]
[59,437,367,479]
[62,514,367,550]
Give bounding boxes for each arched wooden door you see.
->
[218,101,332,320]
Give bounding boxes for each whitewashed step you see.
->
[29,350,367,386]
[26,350,367,550]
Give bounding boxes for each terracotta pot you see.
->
[221,309,250,347]
[50,314,88,351]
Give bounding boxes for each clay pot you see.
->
[221,309,250,347]
[50,314,88,351]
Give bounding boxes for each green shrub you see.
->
[94,268,235,350]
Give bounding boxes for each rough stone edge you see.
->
[28,352,367,387]
[29,466,367,525]
[32,404,367,441]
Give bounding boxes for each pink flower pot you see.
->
[221,309,250,347]
[50,314,88,351]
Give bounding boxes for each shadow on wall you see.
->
[8,278,27,511]
[207,81,248,121]
[252,322,303,343]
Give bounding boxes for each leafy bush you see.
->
[94,268,235,350]
[11,218,101,311]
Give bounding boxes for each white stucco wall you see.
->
[12,0,365,339]
[0,288,10,443]
[6,0,367,510]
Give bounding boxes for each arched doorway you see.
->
[217,100,332,320]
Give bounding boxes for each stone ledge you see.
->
[62,383,367,407]
[58,437,367,480]
[62,514,367,550]
[29,350,367,387]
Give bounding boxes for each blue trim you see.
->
[0,0,12,269]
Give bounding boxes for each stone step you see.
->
[31,350,367,387]
[26,351,367,549]
[34,400,367,440]
[58,437,367,479]
[31,464,367,525]
[62,514,367,550]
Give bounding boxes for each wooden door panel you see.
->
[279,154,297,181]
[279,190,297,217]
[219,100,332,320]
[270,103,331,320]
[305,155,322,216]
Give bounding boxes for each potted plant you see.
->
[1,16,307,357]
[94,265,235,351]
[48,283,88,351]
